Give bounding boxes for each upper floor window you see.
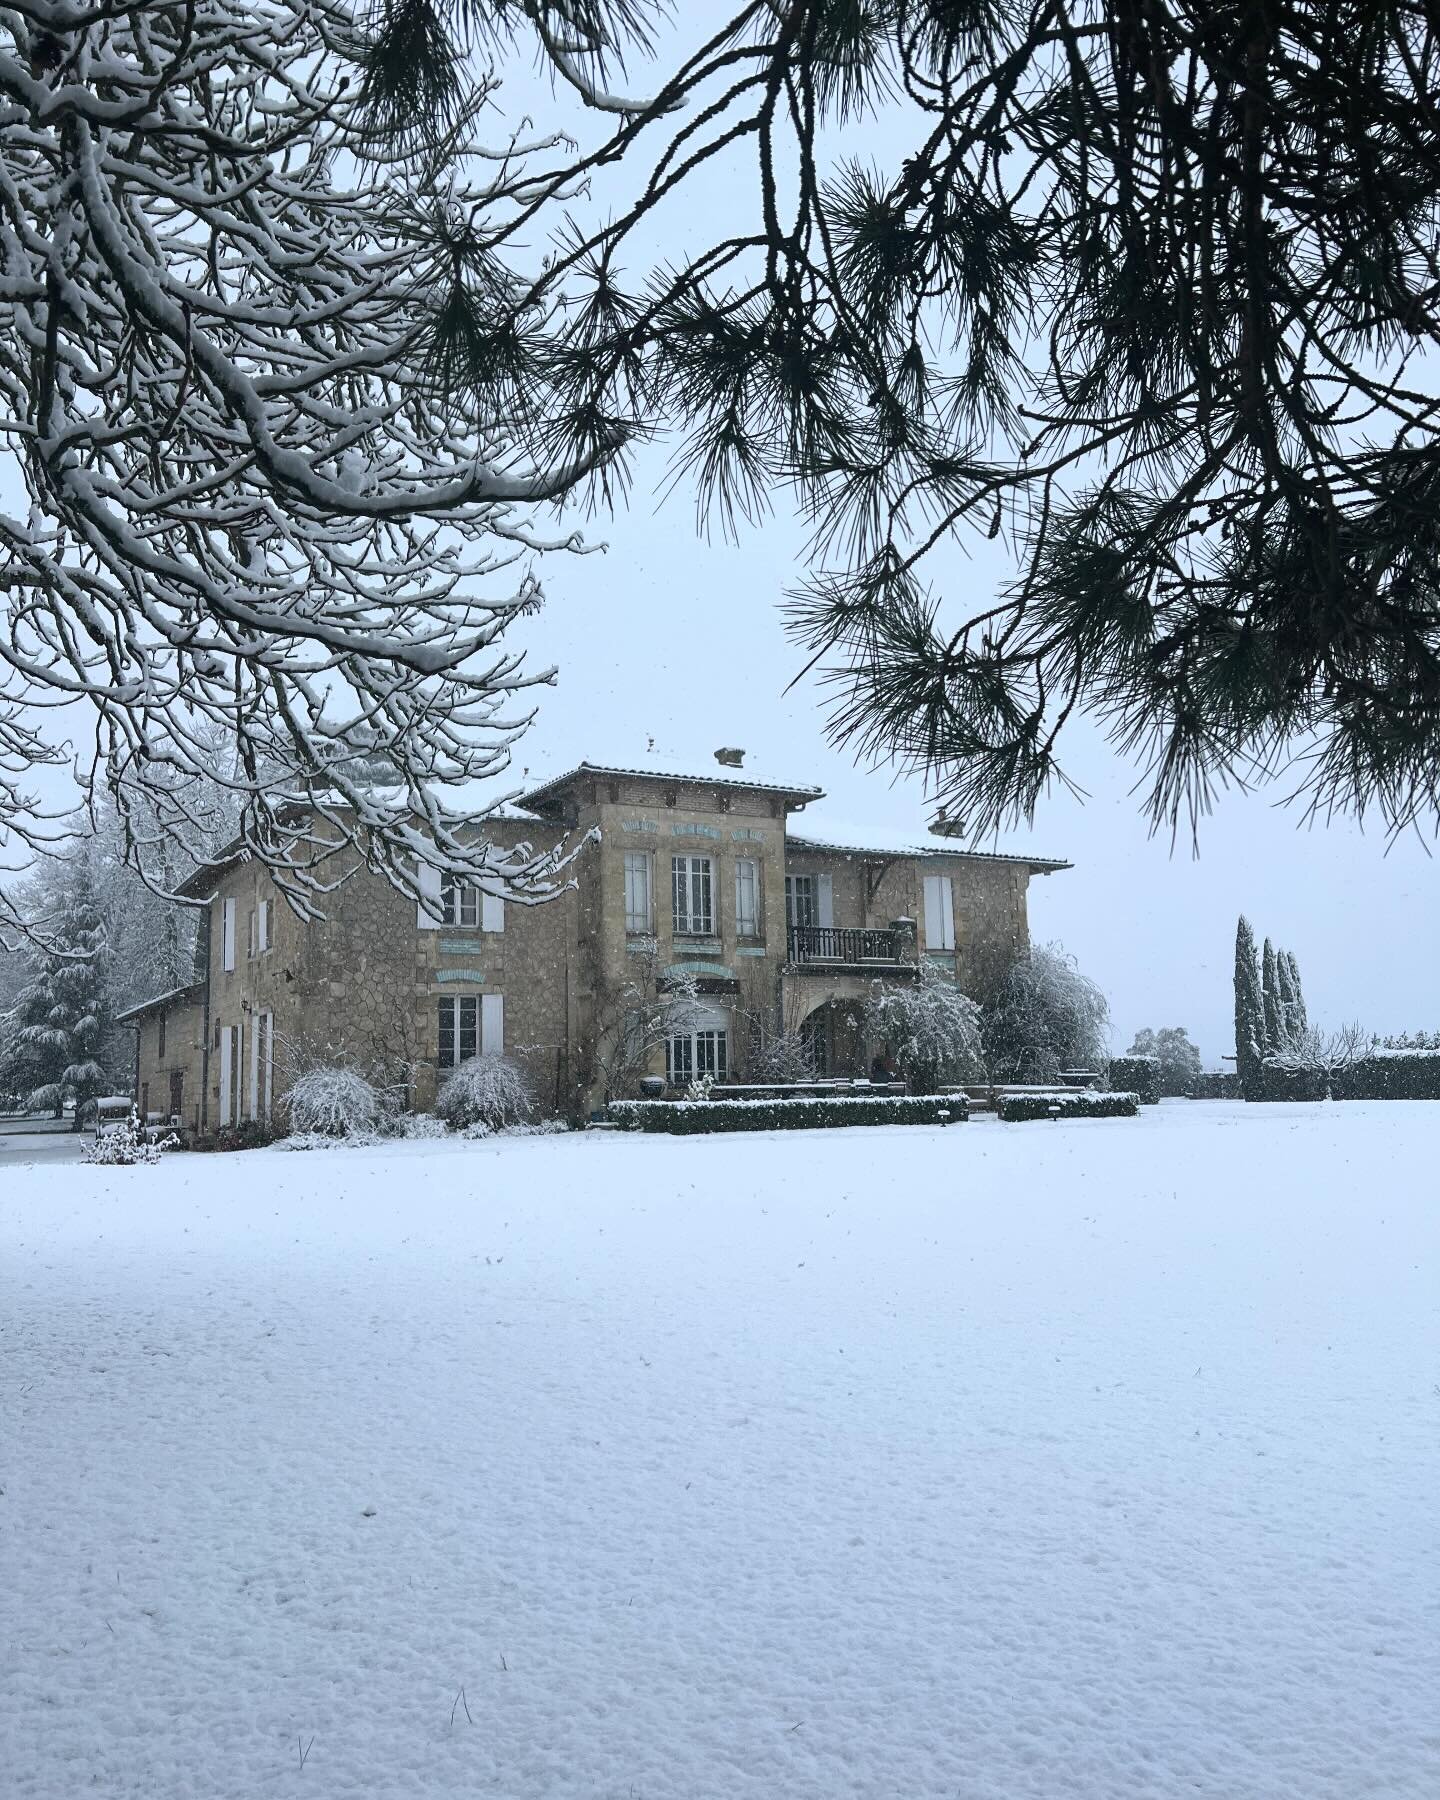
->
[441,875,504,933]
[785,873,815,929]
[624,851,653,935]
[672,855,713,937]
[734,858,760,936]
[923,873,956,951]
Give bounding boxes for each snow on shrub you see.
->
[609,1094,966,1134]
[83,1109,177,1166]
[400,1113,448,1140]
[284,1067,384,1138]
[864,961,983,1093]
[436,1055,533,1132]
[995,1091,1138,1122]
[1106,1055,1161,1104]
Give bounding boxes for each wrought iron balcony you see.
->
[787,923,910,967]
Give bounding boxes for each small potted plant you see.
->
[639,1075,666,1100]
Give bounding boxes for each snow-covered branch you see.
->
[0,0,622,933]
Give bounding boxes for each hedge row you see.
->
[996,1090,1140,1122]
[608,1094,967,1134]
[1105,1056,1161,1104]
[1255,1050,1440,1103]
[1191,1071,1242,1100]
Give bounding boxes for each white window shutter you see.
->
[217,1026,233,1127]
[221,897,236,971]
[257,899,269,952]
[816,873,834,929]
[248,1019,259,1120]
[481,992,504,1056]
[416,861,443,929]
[482,890,505,933]
[924,874,955,950]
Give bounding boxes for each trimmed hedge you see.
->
[608,1094,967,1134]
[1255,1061,1328,1102]
[1106,1056,1161,1104]
[1190,1071,1241,1100]
[1255,1050,1440,1102]
[1336,1050,1440,1101]
[996,1090,1139,1122]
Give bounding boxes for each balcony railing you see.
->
[787,924,908,966]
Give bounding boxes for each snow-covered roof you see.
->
[114,982,205,1024]
[517,761,825,814]
[788,817,1070,873]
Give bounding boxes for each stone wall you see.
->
[131,998,206,1136]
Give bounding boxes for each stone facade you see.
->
[125,761,1067,1132]
[117,985,206,1136]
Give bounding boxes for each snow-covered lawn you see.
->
[4,1103,1435,1800]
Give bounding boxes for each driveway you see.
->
[0,1121,88,1169]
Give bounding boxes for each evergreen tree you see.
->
[1284,952,1309,1040]
[1,851,116,1115]
[1262,939,1284,1057]
[1234,919,1265,1099]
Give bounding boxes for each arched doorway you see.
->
[797,997,867,1080]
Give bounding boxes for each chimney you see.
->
[714,747,745,769]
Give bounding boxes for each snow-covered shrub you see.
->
[284,1068,384,1138]
[983,943,1110,1083]
[436,1056,533,1132]
[864,962,983,1093]
[684,1072,716,1102]
[995,1091,1138,1122]
[746,1030,817,1084]
[399,1113,448,1140]
[83,1110,177,1166]
[1106,1055,1161,1105]
[609,1094,966,1133]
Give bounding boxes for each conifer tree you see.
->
[1262,939,1284,1057]
[1234,918,1265,1099]
[1284,952,1309,1040]
[1,851,115,1115]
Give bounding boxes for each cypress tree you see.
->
[1284,952,1308,1038]
[1234,918,1265,1099]
[1262,938,1284,1057]
[1275,952,1299,1053]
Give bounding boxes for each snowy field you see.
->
[3,1103,1436,1800]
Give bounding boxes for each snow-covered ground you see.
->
[4,1103,1436,1800]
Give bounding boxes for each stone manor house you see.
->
[117,757,1069,1132]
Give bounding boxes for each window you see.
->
[441,876,504,932]
[248,1012,274,1121]
[221,897,236,972]
[667,1008,729,1086]
[258,899,271,953]
[734,859,760,936]
[923,873,956,951]
[437,994,503,1068]
[672,855,713,936]
[438,995,478,1068]
[442,874,479,927]
[785,874,815,928]
[624,851,653,934]
[157,1013,166,1060]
